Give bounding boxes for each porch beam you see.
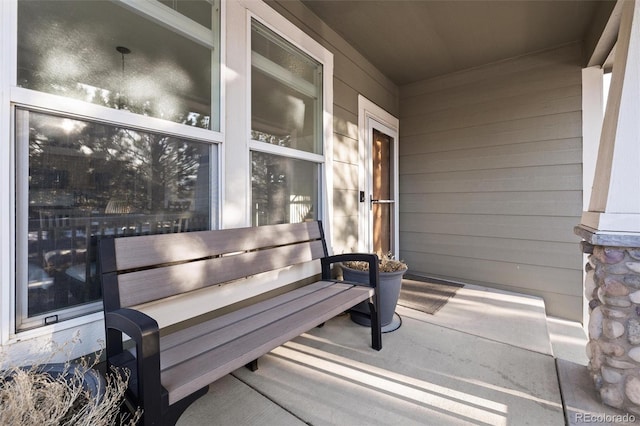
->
[581,0,640,235]
[584,0,622,69]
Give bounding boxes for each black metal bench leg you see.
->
[245,359,259,372]
[368,301,382,351]
[164,385,209,426]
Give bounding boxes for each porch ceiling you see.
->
[299,0,615,85]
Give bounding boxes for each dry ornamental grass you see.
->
[0,336,141,426]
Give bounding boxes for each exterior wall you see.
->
[398,43,584,321]
[266,1,399,255]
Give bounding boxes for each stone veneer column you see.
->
[575,0,640,415]
[577,226,640,414]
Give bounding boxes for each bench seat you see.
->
[158,281,371,404]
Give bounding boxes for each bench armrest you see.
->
[321,253,379,288]
[106,307,159,350]
[321,253,382,350]
[105,308,163,409]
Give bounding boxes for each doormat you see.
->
[397,275,464,315]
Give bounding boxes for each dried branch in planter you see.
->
[343,252,408,273]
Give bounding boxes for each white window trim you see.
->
[248,140,325,164]
[11,88,224,144]
[1,0,19,348]
[118,0,217,49]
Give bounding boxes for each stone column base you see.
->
[577,226,640,415]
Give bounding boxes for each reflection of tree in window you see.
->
[22,110,212,321]
[252,154,288,225]
[28,114,205,215]
[251,152,317,226]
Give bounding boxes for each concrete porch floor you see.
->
[175,284,632,425]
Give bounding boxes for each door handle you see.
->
[370,195,394,209]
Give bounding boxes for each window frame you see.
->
[6,0,224,335]
[246,10,333,231]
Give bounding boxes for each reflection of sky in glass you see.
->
[251,19,322,155]
[18,1,214,129]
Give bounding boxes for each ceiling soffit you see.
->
[300,0,610,86]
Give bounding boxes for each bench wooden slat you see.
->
[161,284,373,404]
[159,282,359,370]
[118,240,326,307]
[160,280,338,351]
[113,222,323,271]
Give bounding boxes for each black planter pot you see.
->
[5,363,106,404]
[342,265,406,332]
[35,363,106,400]
[0,361,129,425]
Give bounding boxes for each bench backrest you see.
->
[99,221,328,312]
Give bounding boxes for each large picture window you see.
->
[250,18,326,226]
[16,109,215,330]
[13,0,221,331]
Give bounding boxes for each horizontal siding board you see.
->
[401,64,581,116]
[400,165,582,193]
[401,112,582,154]
[400,191,582,216]
[333,53,399,116]
[402,82,581,121]
[400,231,582,270]
[333,189,359,214]
[400,213,581,243]
[401,87,581,135]
[333,133,358,164]
[333,104,359,140]
[333,77,359,114]
[400,138,581,174]
[331,212,358,254]
[542,294,583,323]
[400,43,581,98]
[333,161,358,191]
[401,251,582,297]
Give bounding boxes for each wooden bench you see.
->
[98,221,382,426]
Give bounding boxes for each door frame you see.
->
[357,95,399,254]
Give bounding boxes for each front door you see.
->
[358,96,399,255]
[371,128,394,254]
